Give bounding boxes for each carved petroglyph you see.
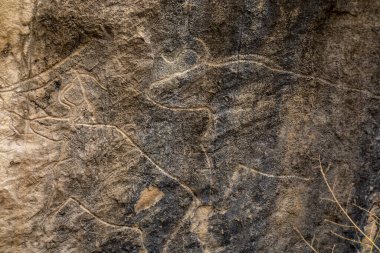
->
[1,0,379,251]
[0,36,351,252]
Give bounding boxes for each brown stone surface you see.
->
[0,0,379,252]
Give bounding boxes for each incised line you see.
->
[238,164,312,181]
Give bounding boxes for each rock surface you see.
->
[0,0,379,252]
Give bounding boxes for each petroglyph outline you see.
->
[150,55,380,100]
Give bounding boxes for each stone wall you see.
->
[0,0,379,252]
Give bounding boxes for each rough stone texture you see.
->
[0,0,379,252]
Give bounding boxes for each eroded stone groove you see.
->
[0,0,379,252]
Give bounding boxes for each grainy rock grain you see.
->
[0,0,379,252]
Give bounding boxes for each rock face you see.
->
[0,0,379,252]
